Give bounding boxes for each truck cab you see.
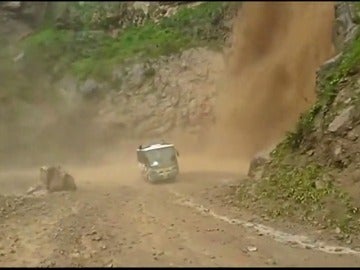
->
[137,141,179,183]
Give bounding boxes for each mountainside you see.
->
[238,2,360,247]
[3,2,360,267]
[0,1,238,167]
[2,0,360,248]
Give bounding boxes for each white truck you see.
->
[136,141,179,183]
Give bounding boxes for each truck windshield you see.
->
[145,147,176,167]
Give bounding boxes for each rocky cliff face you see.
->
[96,48,222,139]
[333,2,360,53]
[56,47,223,141]
[0,2,236,166]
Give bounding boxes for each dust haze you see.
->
[207,2,335,163]
[0,2,336,185]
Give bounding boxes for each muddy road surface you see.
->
[1,154,360,267]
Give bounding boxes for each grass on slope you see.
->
[288,33,360,150]
[238,31,360,234]
[21,2,230,80]
[239,142,360,234]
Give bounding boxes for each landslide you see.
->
[209,2,335,160]
[4,2,360,248]
[233,2,360,247]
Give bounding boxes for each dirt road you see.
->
[1,155,360,267]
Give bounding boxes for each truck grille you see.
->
[155,166,177,176]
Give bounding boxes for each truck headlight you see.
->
[150,161,159,167]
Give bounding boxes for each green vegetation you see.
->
[239,141,360,233]
[285,33,360,150]
[20,2,230,80]
[238,30,360,234]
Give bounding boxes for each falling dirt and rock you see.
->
[2,1,360,267]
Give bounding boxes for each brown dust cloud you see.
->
[0,2,336,187]
[206,2,335,166]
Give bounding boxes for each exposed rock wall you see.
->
[57,47,223,140]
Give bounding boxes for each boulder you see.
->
[328,106,354,133]
[79,79,97,96]
[39,166,77,192]
[248,156,268,178]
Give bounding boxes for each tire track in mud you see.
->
[169,189,360,256]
